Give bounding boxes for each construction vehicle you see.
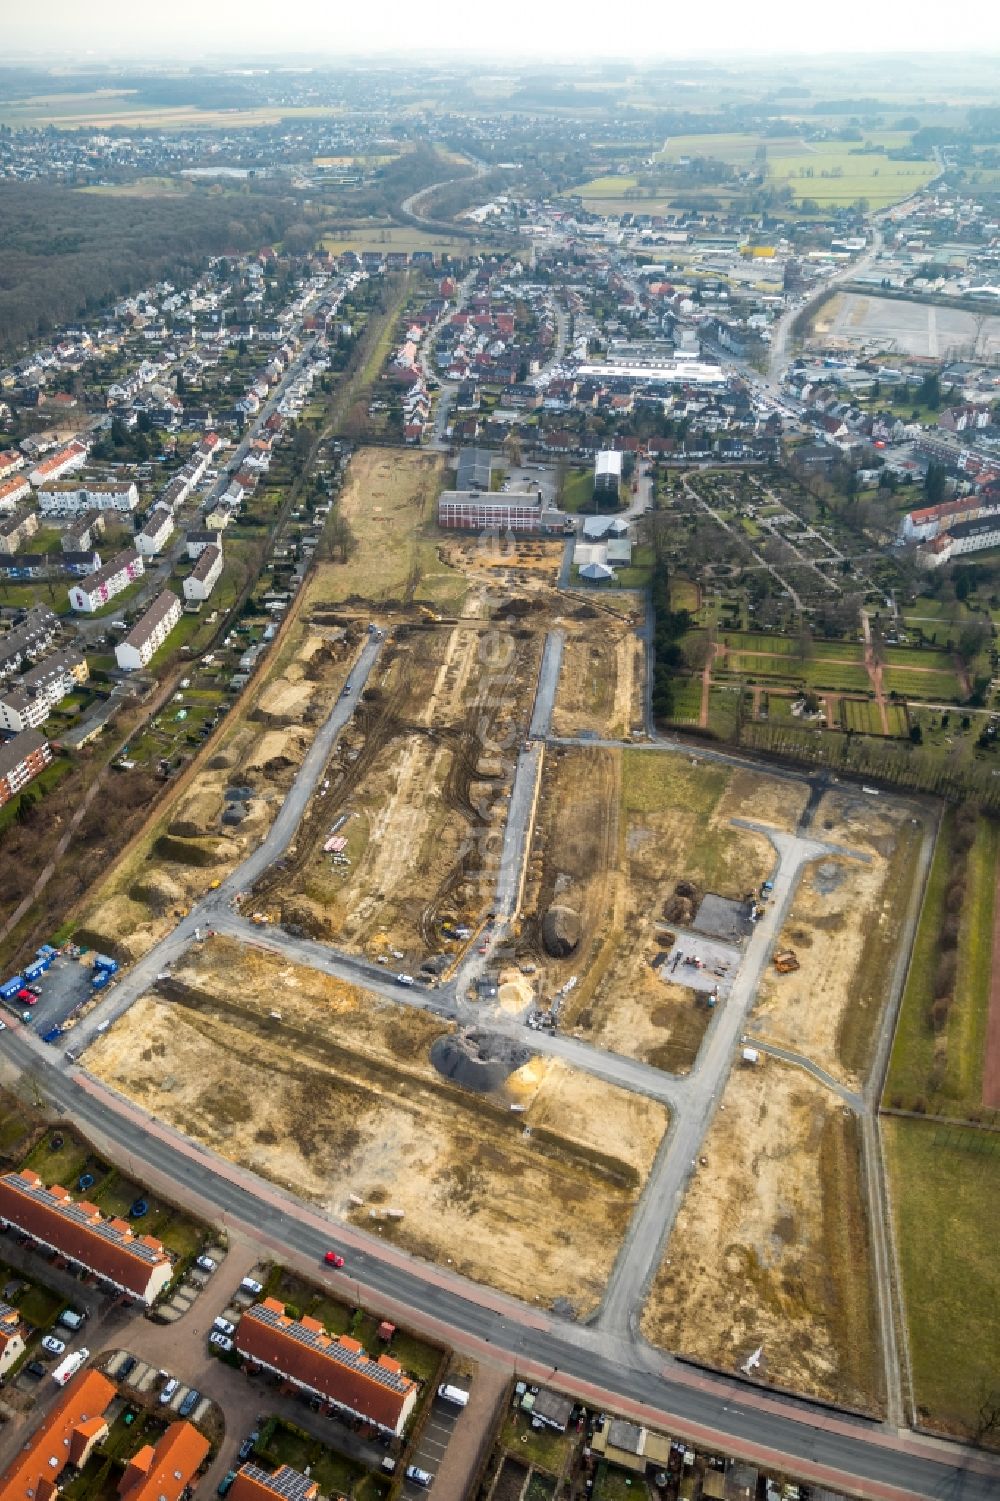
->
[773,949,799,974]
[419,606,442,623]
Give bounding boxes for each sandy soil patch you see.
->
[716,768,809,832]
[642,1061,881,1413]
[751,853,887,1088]
[87,938,667,1315]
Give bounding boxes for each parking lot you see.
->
[401,1392,464,1496]
[659,932,741,998]
[1,950,99,1039]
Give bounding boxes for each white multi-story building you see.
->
[0,647,88,733]
[68,548,144,613]
[38,480,139,516]
[0,475,32,512]
[115,590,181,671]
[136,508,174,557]
[182,544,222,602]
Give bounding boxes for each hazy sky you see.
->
[7,0,1000,61]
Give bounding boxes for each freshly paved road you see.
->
[1,1033,995,1501]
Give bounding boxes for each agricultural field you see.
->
[658,130,936,209]
[0,93,349,130]
[259,622,542,958]
[642,1061,882,1412]
[85,936,668,1316]
[79,620,359,961]
[885,1118,1000,1439]
[320,227,486,257]
[751,794,926,1086]
[522,750,796,1070]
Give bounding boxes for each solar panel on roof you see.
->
[3,1175,168,1266]
[248,1304,410,1393]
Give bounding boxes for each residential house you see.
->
[136,508,174,557]
[230,1466,318,1501]
[0,648,88,732]
[235,1299,418,1437]
[37,481,139,517]
[27,440,88,487]
[186,529,223,560]
[62,511,106,553]
[183,545,223,603]
[0,450,25,481]
[0,1169,173,1303]
[117,1423,210,1501]
[69,549,144,613]
[0,510,40,555]
[0,606,59,680]
[0,1369,116,1501]
[0,1302,26,1377]
[0,475,32,512]
[115,591,182,672]
[0,731,53,807]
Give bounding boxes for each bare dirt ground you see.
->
[752,854,889,1089]
[715,768,809,832]
[86,937,668,1316]
[79,626,358,962]
[642,1060,883,1414]
[524,750,776,1071]
[550,628,644,740]
[261,622,541,960]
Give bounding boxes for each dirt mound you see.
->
[495,597,535,618]
[207,753,235,770]
[430,1030,534,1094]
[542,904,582,958]
[278,898,332,939]
[128,871,185,913]
[664,880,702,925]
[261,755,295,779]
[152,834,228,868]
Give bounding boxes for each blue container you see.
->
[91,970,110,991]
[0,978,23,1002]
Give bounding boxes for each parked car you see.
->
[240,1277,263,1295]
[159,1377,179,1405]
[209,1332,233,1352]
[212,1316,235,1336]
[238,1432,259,1462]
[179,1388,200,1418]
[41,1336,66,1355]
[25,1360,46,1378]
[323,1249,345,1268]
[195,1255,217,1274]
[405,1467,433,1488]
[217,1474,237,1498]
[16,989,35,1005]
[119,1356,137,1382]
[395,973,414,987]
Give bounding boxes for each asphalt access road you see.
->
[3,1032,996,1501]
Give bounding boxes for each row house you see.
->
[115,590,181,672]
[28,439,88,487]
[230,1464,318,1501]
[0,1369,117,1501]
[0,450,24,481]
[136,508,174,557]
[0,730,53,807]
[0,549,100,581]
[69,548,144,613]
[0,475,32,511]
[0,1168,174,1303]
[900,495,999,543]
[0,1303,26,1378]
[235,1299,418,1437]
[117,1421,210,1501]
[183,544,223,603]
[0,509,39,554]
[38,480,139,516]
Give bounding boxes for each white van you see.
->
[437,1383,470,1408]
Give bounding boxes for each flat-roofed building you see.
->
[438,489,544,533]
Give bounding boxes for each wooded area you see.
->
[0,181,303,354]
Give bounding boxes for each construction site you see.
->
[78,620,360,962]
[85,934,668,1316]
[252,619,542,959]
[641,1057,882,1414]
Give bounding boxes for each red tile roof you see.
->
[231,1465,318,1501]
[235,1300,418,1434]
[118,1422,209,1501]
[0,1170,172,1302]
[0,1369,116,1501]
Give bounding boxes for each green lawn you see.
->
[843,699,885,736]
[500,1412,573,1476]
[804,662,874,694]
[22,1126,95,1189]
[885,1118,1000,1438]
[664,677,703,724]
[258,1419,388,1501]
[884,667,964,701]
[560,469,597,513]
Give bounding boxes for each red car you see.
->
[324,1250,345,1269]
[16,989,36,1005]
